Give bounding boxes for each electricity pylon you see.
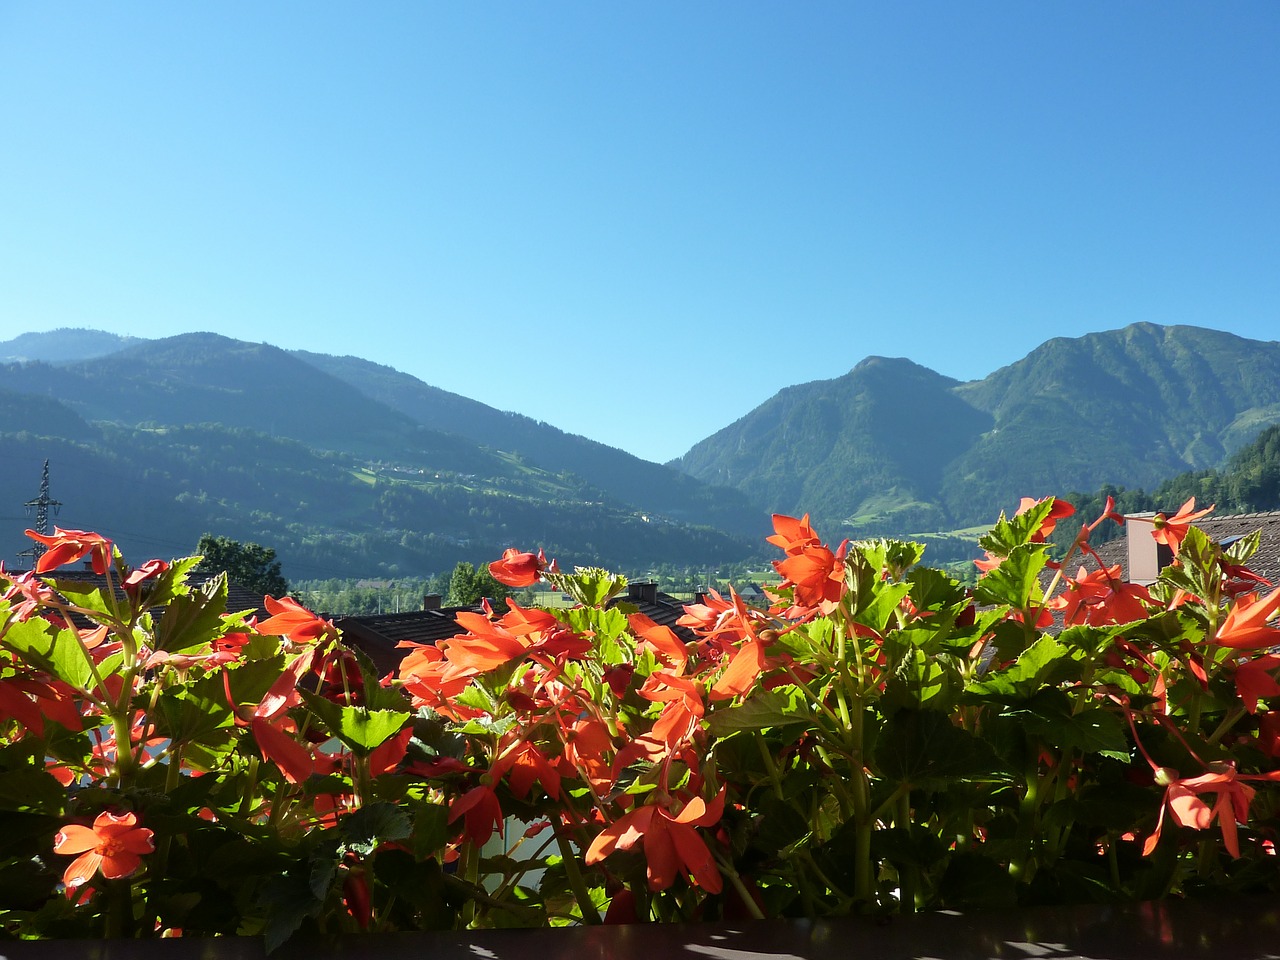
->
[17,459,61,567]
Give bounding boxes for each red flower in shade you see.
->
[449,783,504,846]
[1213,586,1280,650]
[122,559,169,594]
[1151,497,1214,553]
[24,528,112,575]
[251,718,340,784]
[488,548,550,587]
[54,811,155,887]
[586,789,726,894]
[0,565,59,621]
[1234,655,1280,714]
[258,596,338,644]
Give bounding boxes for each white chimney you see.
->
[1126,513,1172,586]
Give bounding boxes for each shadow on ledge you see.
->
[4,898,1279,960]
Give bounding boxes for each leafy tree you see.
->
[444,561,512,606]
[195,534,289,597]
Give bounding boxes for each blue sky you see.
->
[2,4,1276,464]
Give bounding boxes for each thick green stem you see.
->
[555,826,600,924]
[853,820,875,908]
[1009,761,1041,882]
[459,841,479,927]
[896,791,917,915]
[714,852,766,920]
[1206,704,1245,746]
[754,732,786,801]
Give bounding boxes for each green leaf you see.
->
[972,542,1049,610]
[852,581,911,634]
[544,567,627,608]
[223,655,288,715]
[411,800,450,858]
[48,577,117,620]
[135,555,203,609]
[880,643,957,711]
[1042,781,1154,832]
[153,675,235,746]
[152,572,232,654]
[979,499,1056,556]
[874,709,1006,788]
[852,538,926,579]
[938,851,1018,908]
[297,689,409,754]
[0,617,96,692]
[258,872,322,954]
[0,768,66,815]
[966,634,1085,701]
[563,606,631,666]
[340,801,412,856]
[1007,693,1129,760]
[906,565,968,615]
[706,687,814,736]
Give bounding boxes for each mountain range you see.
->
[2,322,1279,578]
[671,323,1280,533]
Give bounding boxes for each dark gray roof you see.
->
[609,582,697,641]
[335,606,482,674]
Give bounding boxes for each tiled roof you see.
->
[1197,512,1280,583]
[608,582,697,641]
[335,606,481,674]
[1079,511,1280,584]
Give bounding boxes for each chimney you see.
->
[423,594,442,611]
[627,581,658,604]
[1126,514,1173,586]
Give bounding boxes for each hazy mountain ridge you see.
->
[0,328,139,364]
[0,333,760,576]
[673,324,1280,532]
[9,322,1280,572]
[289,350,765,537]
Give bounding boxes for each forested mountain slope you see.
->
[673,324,1280,532]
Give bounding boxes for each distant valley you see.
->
[2,323,1279,579]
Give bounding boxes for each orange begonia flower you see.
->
[258,596,338,644]
[766,514,822,555]
[488,548,549,587]
[629,613,689,670]
[586,789,726,894]
[24,527,113,575]
[1144,764,1254,859]
[1151,497,1214,553]
[1049,565,1151,626]
[1214,586,1280,650]
[776,543,845,609]
[54,811,155,887]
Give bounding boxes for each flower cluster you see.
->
[3,497,1280,944]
